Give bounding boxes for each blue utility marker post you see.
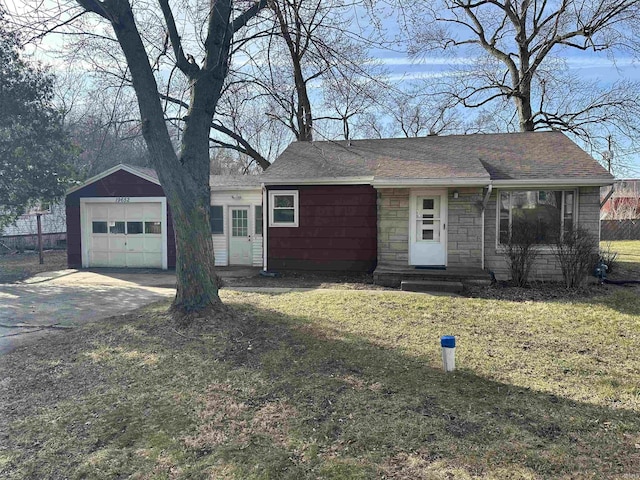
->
[441,335,456,372]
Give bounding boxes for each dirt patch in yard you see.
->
[0,250,67,283]
[464,282,611,301]
[221,270,388,290]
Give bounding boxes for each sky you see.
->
[7,0,640,178]
[370,48,640,178]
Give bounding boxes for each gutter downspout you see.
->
[262,183,268,272]
[480,184,493,271]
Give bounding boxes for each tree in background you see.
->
[55,72,152,177]
[0,15,77,229]
[234,0,386,145]
[400,0,640,160]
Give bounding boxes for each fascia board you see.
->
[210,185,263,192]
[66,164,160,195]
[493,178,615,187]
[372,177,490,188]
[261,176,374,185]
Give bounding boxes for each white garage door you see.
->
[85,201,164,268]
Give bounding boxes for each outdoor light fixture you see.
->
[231,194,242,200]
[452,190,459,199]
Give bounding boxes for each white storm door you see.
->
[228,207,252,265]
[409,191,447,266]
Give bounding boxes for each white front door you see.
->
[228,207,252,265]
[409,190,447,266]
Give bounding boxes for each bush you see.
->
[599,242,619,274]
[503,218,541,287]
[554,226,598,288]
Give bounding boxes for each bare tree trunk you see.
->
[294,65,313,141]
[514,93,535,131]
[107,0,223,316]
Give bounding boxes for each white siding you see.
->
[212,234,228,266]
[210,188,263,267]
[252,237,263,266]
[1,202,66,237]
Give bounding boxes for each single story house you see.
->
[67,132,614,283]
[257,131,614,282]
[1,201,66,251]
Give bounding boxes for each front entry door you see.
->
[409,190,447,266]
[228,207,252,265]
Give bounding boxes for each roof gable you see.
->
[66,164,160,195]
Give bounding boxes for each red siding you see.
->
[268,185,377,271]
[65,169,176,268]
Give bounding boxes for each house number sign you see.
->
[115,197,131,203]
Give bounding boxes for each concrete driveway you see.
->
[0,270,177,355]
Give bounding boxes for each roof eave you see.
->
[493,177,615,187]
[262,176,374,185]
[66,164,160,195]
[372,177,491,188]
[210,185,263,191]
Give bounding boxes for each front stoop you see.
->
[374,265,492,289]
[401,280,464,294]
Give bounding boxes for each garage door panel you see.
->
[108,237,127,250]
[125,203,146,219]
[144,237,162,252]
[126,237,146,251]
[90,252,111,267]
[85,201,165,268]
[92,237,109,250]
[91,204,110,218]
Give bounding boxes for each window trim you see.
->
[210,205,224,235]
[255,205,263,236]
[495,188,578,248]
[269,190,299,227]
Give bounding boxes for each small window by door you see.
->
[210,205,224,234]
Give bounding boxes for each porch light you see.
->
[452,190,459,199]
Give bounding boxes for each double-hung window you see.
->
[210,205,224,234]
[269,190,298,227]
[498,190,576,245]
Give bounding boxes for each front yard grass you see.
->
[2,285,639,479]
[601,240,640,280]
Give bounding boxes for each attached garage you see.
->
[66,165,176,269]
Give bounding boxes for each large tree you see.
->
[46,0,268,317]
[0,16,77,229]
[402,0,640,156]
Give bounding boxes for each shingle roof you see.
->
[124,165,159,181]
[121,167,263,189]
[210,175,263,188]
[264,132,613,183]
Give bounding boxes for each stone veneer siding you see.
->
[377,187,485,268]
[446,188,483,268]
[377,189,410,266]
[484,186,602,281]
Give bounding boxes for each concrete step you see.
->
[401,280,464,294]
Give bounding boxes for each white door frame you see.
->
[80,197,168,269]
[408,189,448,266]
[227,205,252,265]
